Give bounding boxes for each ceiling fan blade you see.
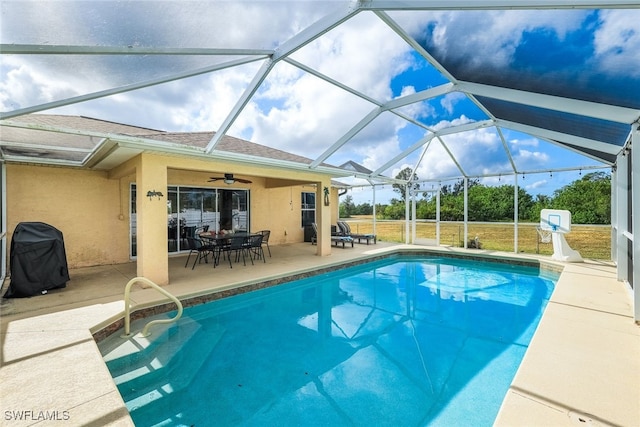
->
[207,174,252,184]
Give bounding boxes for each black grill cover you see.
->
[4,222,70,298]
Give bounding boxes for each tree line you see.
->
[339,170,611,224]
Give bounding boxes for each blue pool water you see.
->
[100,256,556,426]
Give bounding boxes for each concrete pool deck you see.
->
[0,243,638,426]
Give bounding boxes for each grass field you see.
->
[343,216,611,260]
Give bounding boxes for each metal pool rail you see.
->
[121,277,183,338]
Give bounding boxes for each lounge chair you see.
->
[337,221,377,245]
[311,223,354,248]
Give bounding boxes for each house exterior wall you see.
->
[5,158,340,270]
[5,164,130,268]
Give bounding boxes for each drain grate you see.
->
[568,411,601,426]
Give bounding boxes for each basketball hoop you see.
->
[536,226,552,244]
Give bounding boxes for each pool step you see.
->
[104,317,200,376]
[114,322,225,408]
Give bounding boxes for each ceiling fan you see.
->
[208,173,252,185]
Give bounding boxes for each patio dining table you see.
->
[199,231,263,267]
[198,231,260,242]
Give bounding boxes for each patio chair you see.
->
[219,235,251,268]
[258,230,271,257]
[247,234,266,263]
[184,236,215,270]
[337,221,377,245]
[168,225,178,251]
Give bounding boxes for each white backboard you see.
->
[540,209,572,233]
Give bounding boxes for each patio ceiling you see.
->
[1,1,639,186]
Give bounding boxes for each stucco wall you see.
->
[6,164,131,268]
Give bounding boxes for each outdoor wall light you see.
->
[323,186,330,206]
[147,190,164,200]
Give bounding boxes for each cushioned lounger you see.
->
[311,223,354,248]
[337,221,376,245]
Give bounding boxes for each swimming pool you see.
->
[99,256,556,426]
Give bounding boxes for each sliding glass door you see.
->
[130,185,249,257]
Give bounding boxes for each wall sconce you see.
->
[147,190,164,201]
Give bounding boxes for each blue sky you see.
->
[2,2,637,205]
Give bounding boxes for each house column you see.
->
[316,181,331,256]
[136,154,169,285]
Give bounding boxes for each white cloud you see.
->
[512,149,551,174]
[593,10,640,77]
[440,92,465,115]
[431,115,474,132]
[509,137,539,148]
[0,57,81,111]
[394,9,588,69]
[525,179,548,192]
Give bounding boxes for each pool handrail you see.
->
[121,276,183,338]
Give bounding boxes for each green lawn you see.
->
[343,217,611,260]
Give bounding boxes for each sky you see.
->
[2,1,638,205]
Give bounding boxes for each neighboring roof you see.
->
[138,131,317,165]
[7,114,164,135]
[339,161,373,175]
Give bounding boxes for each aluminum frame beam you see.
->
[360,1,640,11]
[457,81,639,124]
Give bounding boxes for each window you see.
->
[301,191,316,228]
